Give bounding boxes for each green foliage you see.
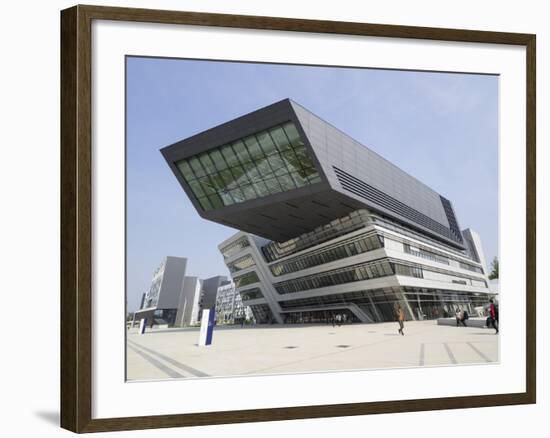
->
[488,256,499,280]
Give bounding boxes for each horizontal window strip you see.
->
[233,270,260,288]
[227,254,256,273]
[273,255,486,295]
[273,258,397,294]
[270,232,383,276]
[262,209,373,262]
[239,287,264,301]
[220,236,250,259]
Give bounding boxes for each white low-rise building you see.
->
[214,281,252,324]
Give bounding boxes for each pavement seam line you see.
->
[127,344,185,379]
[244,324,436,375]
[466,342,493,363]
[443,343,457,364]
[419,343,425,366]
[128,339,210,377]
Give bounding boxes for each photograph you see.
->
[125,57,500,381]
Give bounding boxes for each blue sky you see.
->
[126,57,498,312]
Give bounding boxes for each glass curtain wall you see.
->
[269,233,383,276]
[175,121,321,211]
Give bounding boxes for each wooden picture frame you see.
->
[60,4,536,433]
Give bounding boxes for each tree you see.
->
[488,256,499,280]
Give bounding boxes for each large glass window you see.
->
[273,259,395,295]
[459,261,484,274]
[249,304,274,324]
[220,236,250,259]
[239,287,264,301]
[269,233,384,276]
[227,254,256,273]
[175,121,321,211]
[233,271,260,288]
[262,209,374,262]
[394,263,423,278]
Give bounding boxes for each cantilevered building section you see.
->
[162,99,495,324]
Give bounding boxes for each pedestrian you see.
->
[331,314,335,328]
[488,299,499,334]
[395,304,405,335]
[455,308,467,327]
[336,313,341,327]
[342,313,347,325]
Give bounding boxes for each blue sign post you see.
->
[139,318,147,335]
[198,309,215,346]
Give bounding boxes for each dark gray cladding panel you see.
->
[290,100,464,248]
[161,99,298,162]
[216,189,363,242]
[290,101,449,226]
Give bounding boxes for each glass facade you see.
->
[402,241,484,274]
[220,236,250,259]
[459,261,484,274]
[249,304,275,323]
[278,286,494,323]
[283,309,359,324]
[227,254,256,273]
[215,283,249,324]
[402,287,492,320]
[269,233,383,276]
[278,287,409,323]
[262,209,374,262]
[404,243,450,265]
[144,275,163,308]
[394,264,423,278]
[239,287,264,301]
[142,261,166,308]
[371,213,468,257]
[152,309,178,326]
[175,121,321,211]
[273,257,485,295]
[233,270,260,288]
[279,290,385,310]
[274,259,396,294]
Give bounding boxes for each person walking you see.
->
[488,299,499,334]
[455,308,467,327]
[395,304,405,335]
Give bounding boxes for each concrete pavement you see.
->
[126,320,499,381]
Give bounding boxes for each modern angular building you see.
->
[133,256,188,326]
[214,281,252,325]
[161,99,495,324]
[173,274,229,326]
[132,255,228,327]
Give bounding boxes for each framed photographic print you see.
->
[60,4,536,433]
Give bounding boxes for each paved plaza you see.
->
[126,320,499,381]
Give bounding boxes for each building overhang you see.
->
[161,98,465,249]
